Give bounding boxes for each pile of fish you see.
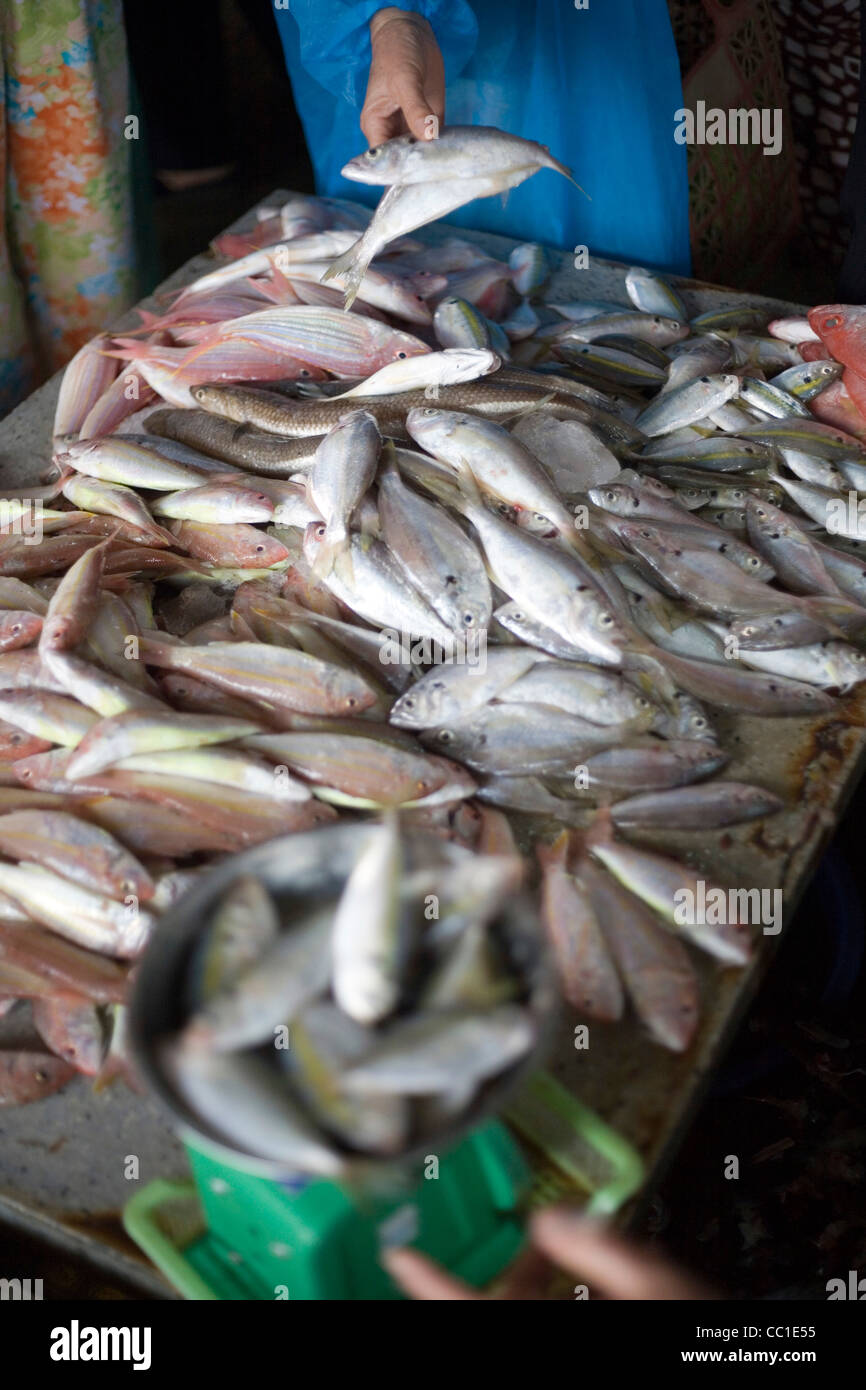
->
[161,819,545,1173]
[4,124,866,1107]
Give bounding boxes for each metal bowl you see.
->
[128,821,556,1180]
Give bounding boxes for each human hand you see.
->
[362,8,445,147]
[382,1205,719,1300]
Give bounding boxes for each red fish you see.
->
[808,304,866,371]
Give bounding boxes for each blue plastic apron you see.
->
[274,0,691,275]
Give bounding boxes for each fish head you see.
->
[382,329,431,366]
[389,682,442,729]
[807,304,854,357]
[588,483,641,516]
[341,134,418,185]
[404,406,461,452]
[578,597,633,666]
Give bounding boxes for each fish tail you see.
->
[585,804,614,849]
[536,828,572,871]
[322,241,367,310]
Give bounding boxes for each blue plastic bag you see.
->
[274,0,691,274]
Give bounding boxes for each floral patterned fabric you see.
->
[0,0,137,415]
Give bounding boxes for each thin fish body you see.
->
[152,484,275,524]
[406,407,574,534]
[41,649,164,717]
[163,1044,343,1176]
[246,731,474,807]
[302,525,456,648]
[0,921,128,1003]
[117,744,311,800]
[182,908,333,1052]
[455,503,628,665]
[53,336,118,439]
[645,645,836,714]
[580,856,699,1052]
[169,520,289,568]
[420,703,625,776]
[188,876,280,1005]
[336,348,499,398]
[146,408,322,473]
[342,1004,535,1097]
[610,782,784,829]
[625,267,687,319]
[332,815,404,1024]
[0,862,152,959]
[586,815,752,965]
[0,809,154,899]
[139,636,377,715]
[537,832,623,1019]
[60,438,210,491]
[308,410,381,575]
[744,496,841,596]
[577,739,727,791]
[635,374,741,437]
[323,174,544,307]
[188,304,429,375]
[495,662,656,726]
[64,710,262,780]
[377,458,492,633]
[389,647,538,728]
[342,125,576,186]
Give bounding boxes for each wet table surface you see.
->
[1,192,862,1297]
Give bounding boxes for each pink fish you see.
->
[77,367,157,440]
[0,610,42,652]
[0,1050,77,1104]
[809,377,866,442]
[170,520,290,568]
[53,336,119,439]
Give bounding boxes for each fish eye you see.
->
[438,729,454,743]
[315,524,326,538]
[402,696,415,707]
[598,611,614,628]
[396,351,408,359]
[824,316,840,330]
[10,623,21,634]
[366,147,380,158]
[299,369,312,377]
[346,696,358,708]
[462,613,476,626]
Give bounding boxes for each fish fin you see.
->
[499,390,558,427]
[539,149,590,200]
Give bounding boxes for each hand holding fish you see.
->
[383,1207,717,1300]
[362,8,445,146]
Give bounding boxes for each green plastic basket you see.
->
[124,1071,643,1300]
